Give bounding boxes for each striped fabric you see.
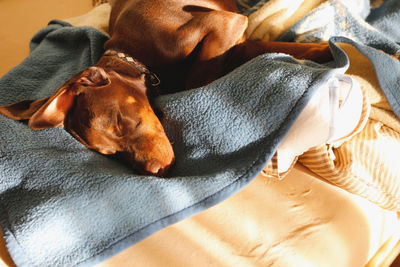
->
[262,75,370,180]
[299,83,400,211]
[263,79,400,211]
[261,153,295,179]
[299,120,400,210]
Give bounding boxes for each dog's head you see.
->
[0,66,174,176]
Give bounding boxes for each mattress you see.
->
[0,0,399,266]
[0,166,398,266]
[100,165,400,267]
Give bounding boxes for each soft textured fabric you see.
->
[261,0,400,211]
[64,3,111,34]
[262,73,368,178]
[245,0,328,41]
[299,118,400,210]
[277,0,400,118]
[243,0,400,118]
[0,20,354,266]
[276,74,364,173]
[99,166,400,267]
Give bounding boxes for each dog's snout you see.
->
[145,159,171,176]
[122,138,174,176]
[146,159,162,174]
[144,142,175,176]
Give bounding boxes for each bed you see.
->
[0,0,399,266]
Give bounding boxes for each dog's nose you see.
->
[145,159,173,176]
[145,159,163,174]
[144,158,174,176]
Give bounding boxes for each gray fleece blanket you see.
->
[0,21,345,266]
[1,0,399,265]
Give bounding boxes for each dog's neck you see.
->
[103,50,160,86]
[95,51,161,95]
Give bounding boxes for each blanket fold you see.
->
[275,0,400,118]
[0,20,354,266]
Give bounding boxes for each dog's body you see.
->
[105,0,331,91]
[0,0,332,176]
[105,0,247,91]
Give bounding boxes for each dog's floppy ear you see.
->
[0,82,78,130]
[0,98,51,121]
[27,86,78,129]
[0,67,109,129]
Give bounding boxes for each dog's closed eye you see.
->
[115,111,124,135]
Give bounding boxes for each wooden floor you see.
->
[0,0,93,76]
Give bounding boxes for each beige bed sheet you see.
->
[100,165,400,267]
[0,1,399,266]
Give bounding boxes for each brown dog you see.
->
[0,0,332,176]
